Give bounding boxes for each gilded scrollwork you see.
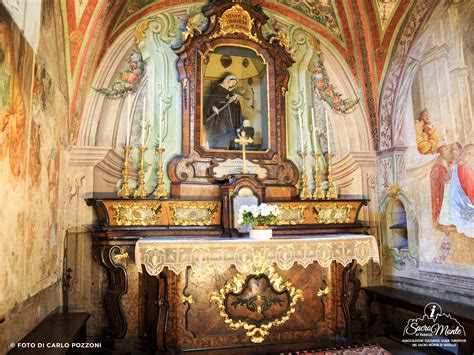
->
[133,14,179,45]
[317,286,330,297]
[113,248,129,262]
[181,294,194,304]
[272,204,306,225]
[269,31,295,54]
[170,202,219,226]
[111,202,162,226]
[313,203,355,224]
[209,262,304,343]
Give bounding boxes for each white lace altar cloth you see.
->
[135,234,380,276]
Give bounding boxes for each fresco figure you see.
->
[430,145,451,225]
[204,74,243,149]
[449,144,474,238]
[449,142,463,167]
[415,110,440,154]
[438,142,464,226]
[0,21,27,178]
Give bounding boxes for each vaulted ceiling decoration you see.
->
[59,0,436,146]
[275,0,342,40]
[375,0,400,32]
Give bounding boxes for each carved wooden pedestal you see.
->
[100,245,128,338]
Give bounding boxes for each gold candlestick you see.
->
[326,153,338,199]
[117,145,132,198]
[312,153,325,199]
[153,147,168,199]
[134,146,148,198]
[298,149,312,200]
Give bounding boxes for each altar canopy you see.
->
[135,234,380,276]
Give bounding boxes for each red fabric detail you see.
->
[430,164,450,225]
[458,163,474,204]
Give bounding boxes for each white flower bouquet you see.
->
[237,203,280,228]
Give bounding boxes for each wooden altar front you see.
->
[134,236,380,352]
[90,229,379,354]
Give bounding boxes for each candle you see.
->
[141,95,146,146]
[158,96,162,148]
[298,108,304,152]
[311,107,317,153]
[325,107,331,155]
[126,93,131,146]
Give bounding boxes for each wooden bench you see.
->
[9,312,90,355]
[363,286,473,354]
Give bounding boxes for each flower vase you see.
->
[249,225,272,240]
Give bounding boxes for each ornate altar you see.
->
[86,1,377,353]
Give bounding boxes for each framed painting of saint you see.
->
[201,46,269,152]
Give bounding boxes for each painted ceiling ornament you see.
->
[311,58,359,114]
[276,0,342,39]
[376,0,400,31]
[94,49,146,98]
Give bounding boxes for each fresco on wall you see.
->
[405,1,474,272]
[415,109,439,154]
[0,6,68,350]
[0,19,27,181]
[430,143,474,237]
[38,0,67,97]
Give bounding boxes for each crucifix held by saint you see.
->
[234,131,253,174]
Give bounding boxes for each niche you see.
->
[379,186,418,272]
[388,199,408,250]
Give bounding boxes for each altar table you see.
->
[133,235,379,353]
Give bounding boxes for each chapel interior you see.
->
[0,0,473,354]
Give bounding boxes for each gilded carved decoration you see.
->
[111,202,162,226]
[181,294,194,304]
[272,204,306,225]
[133,13,179,45]
[269,31,295,54]
[317,286,330,297]
[211,5,260,43]
[113,248,129,262]
[313,203,355,224]
[209,262,304,343]
[169,202,219,226]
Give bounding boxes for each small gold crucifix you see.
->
[234,131,253,174]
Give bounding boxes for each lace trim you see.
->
[135,235,380,277]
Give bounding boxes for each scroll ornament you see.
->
[178,15,208,46]
[311,58,359,114]
[94,49,146,98]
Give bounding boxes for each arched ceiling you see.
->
[60,0,433,145]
